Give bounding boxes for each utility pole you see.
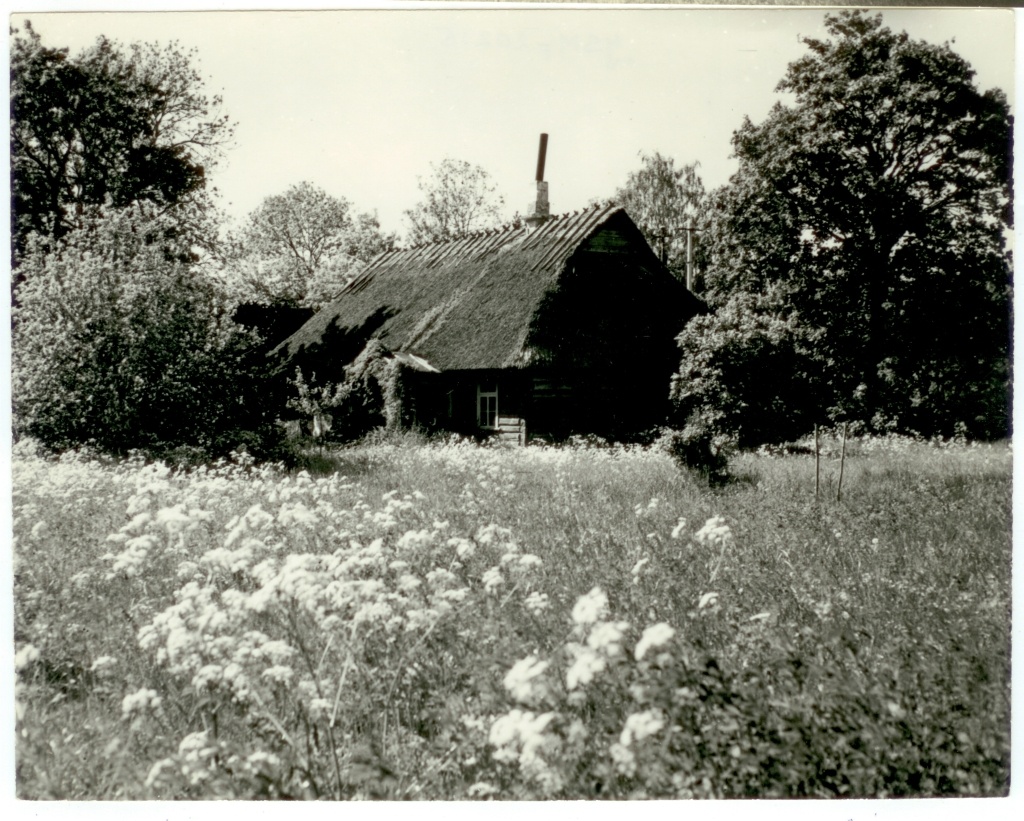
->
[686,223,695,292]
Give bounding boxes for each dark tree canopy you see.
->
[681,11,1012,441]
[9,22,233,265]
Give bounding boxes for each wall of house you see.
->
[522,247,698,441]
[406,370,527,444]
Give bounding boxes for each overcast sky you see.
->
[12,5,1016,240]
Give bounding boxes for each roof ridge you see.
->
[395,202,614,252]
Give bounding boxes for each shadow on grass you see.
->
[291,447,374,479]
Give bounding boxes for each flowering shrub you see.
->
[13,437,1011,798]
[12,207,287,460]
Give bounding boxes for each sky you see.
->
[10,3,1016,241]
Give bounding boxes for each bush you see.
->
[287,339,407,445]
[671,288,816,450]
[655,420,732,482]
[12,207,286,460]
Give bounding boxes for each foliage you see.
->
[9,21,232,268]
[655,423,731,483]
[614,151,705,279]
[286,359,386,447]
[671,287,818,450]
[11,207,285,460]
[218,182,397,311]
[692,10,1012,441]
[404,158,505,245]
[287,340,408,444]
[13,437,1010,798]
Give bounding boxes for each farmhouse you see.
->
[277,145,704,443]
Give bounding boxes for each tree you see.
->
[681,11,1012,441]
[614,151,705,278]
[9,22,233,266]
[672,287,819,448]
[404,158,505,245]
[12,206,285,459]
[219,181,396,310]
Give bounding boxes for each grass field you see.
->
[12,434,1012,799]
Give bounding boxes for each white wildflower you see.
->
[488,709,556,763]
[405,608,440,632]
[635,622,675,661]
[397,573,422,593]
[620,709,665,746]
[89,655,117,674]
[438,587,469,604]
[243,504,275,531]
[476,524,514,546]
[277,502,318,527]
[571,586,608,627]
[517,553,543,570]
[14,644,40,672]
[178,730,213,759]
[155,504,191,535]
[122,687,163,718]
[145,758,175,788]
[482,566,504,594]
[261,665,295,685]
[397,528,434,552]
[524,591,550,616]
[694,515,732,547]
[503,655,550,703]
[246,750,281,770]
[308,698,333,720]
[192,665,224,689]
[587,620,629,656]
[609,742,637,777]
[426,568,458,588]
[467,781,499,798]
[449,537,476,559]
[124,512,152,534]
[565,645,606,690]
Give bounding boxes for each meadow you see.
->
[12,433,1012,799]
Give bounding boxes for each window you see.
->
[477,383,498,429]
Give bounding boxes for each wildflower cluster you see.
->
[12,437,1011,799]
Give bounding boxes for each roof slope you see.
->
[278,203,680,372]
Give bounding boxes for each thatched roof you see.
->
[277,203,693,373]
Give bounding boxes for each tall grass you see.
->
[13,435,1011,798]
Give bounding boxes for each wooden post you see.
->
[686,224,695,291]
[836,422,848,502]
[814,424,821,501]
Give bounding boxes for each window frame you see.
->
[476,383,499,430]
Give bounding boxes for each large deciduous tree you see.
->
[614,151,705,279]
[404,158,505,245]
[678,11,1012,442]
[10,22,232,267]
[220,182,396,310]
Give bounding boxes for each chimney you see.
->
[525,133,550,228]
